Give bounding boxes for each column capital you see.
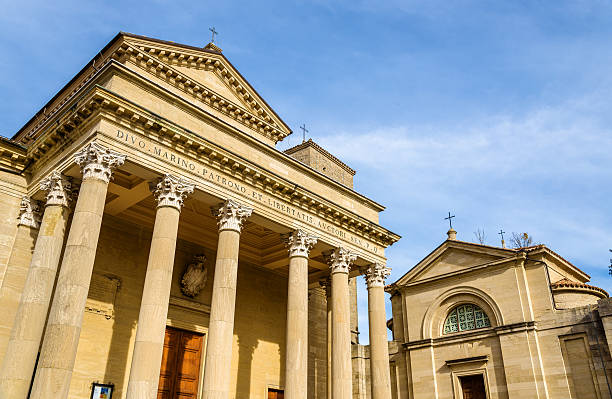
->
[364,263,391,288]
[319,278,332,298]
[283,229,318,258]
[17,196,42,229]
[150,174,195,211]
[39,171,73,207]
[325,247,357,275]
[211,199,253,233]
[74,142,126,183]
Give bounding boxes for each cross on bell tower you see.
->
[299,124,309,143]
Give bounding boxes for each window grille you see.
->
[443,303,491,334]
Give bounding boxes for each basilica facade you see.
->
[0,33,399,399]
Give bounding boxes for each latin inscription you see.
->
[115,130,381,255]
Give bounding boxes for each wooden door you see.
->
[158,327,204,399]
[267,388,284,399]
[459,374,486,399]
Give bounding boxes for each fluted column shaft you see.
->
[284,230,317,399]
[30,142,125,399]
[202,200,252,399]
[126,174,194,399]
[0,173,72,399]
[366,263,392,399]
[326,248,356,399]
[0,197,41,357]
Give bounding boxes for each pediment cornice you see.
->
[117,39,289,142]
[14,32,290,145]
[25,85,400,248]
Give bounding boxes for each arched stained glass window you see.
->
[443,304,491,334]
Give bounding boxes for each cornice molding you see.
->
[0,138,28,172]
[117,42,288,143]
[20,85,399,247]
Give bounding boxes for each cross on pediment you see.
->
[209,27,218,43]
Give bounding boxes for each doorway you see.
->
[459,374,486,399]
[157,326,204,399]
[267,388,284,399]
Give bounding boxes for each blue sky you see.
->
[1,1,611,343]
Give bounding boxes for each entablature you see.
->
[22,85,399,255]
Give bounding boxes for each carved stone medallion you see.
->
[180,254,208,298]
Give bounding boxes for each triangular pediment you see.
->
[394,241,516,286]
[120,34,291,142]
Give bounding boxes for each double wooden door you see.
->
[459,374,486,399]
[157,327,204,399]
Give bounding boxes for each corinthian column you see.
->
[365,263,392,399]
[283,230,317,399]
[202,199,252,399]
[126,174,194,399]
[30,142,125,399]
[326,248,357,399]
[0,196,42,355]
[0,172,72,399]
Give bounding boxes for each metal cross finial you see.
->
[209,27,218,43]
[498,229,505,241]
[300,124,309,143]
[444,212,455,229]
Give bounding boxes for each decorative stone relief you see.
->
[85,273,121,319]
[17,196,42,229]
[325,247,357,275]
[211,199,253,232]
[151,173,195,211]
[180,254,208,298]
[283,229,318,258]
[364,263,391,288]
[39,170,73,207]
[74,141,126,183]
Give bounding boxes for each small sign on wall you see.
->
[90,382,114,399]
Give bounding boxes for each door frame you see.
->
[451,369,489,399]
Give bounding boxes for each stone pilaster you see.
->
[326,247,357,399]
[0,197,42,356]
[202,200,252,399]
[283,230,317,399]
[365,263,392,399]
[0,172,73,399]
[30,143,125,399]
[126,174,194,399]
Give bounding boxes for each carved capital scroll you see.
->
[74,142,126,183]
[364,263,391,289]
[211,199,253,233]
[39,170,73,207]
[283,229,318,258]
[17,196,42,229]
[151,174,195,211]
[325,247,357,275]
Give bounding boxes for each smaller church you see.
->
[382,228,612,399]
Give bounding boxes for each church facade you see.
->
[0,33,400,399]
[385,229,612,399]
